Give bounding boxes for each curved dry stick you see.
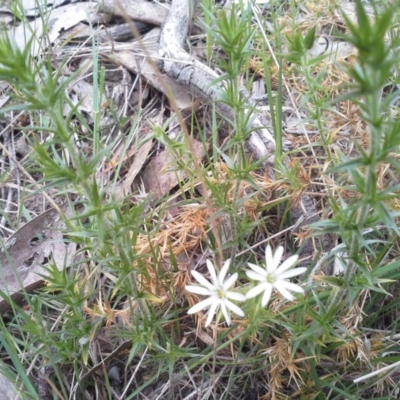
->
[158,0,276,167]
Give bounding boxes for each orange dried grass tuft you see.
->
[262,336,305,400]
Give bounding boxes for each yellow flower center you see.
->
[216,287,226,299]
[266,273,276,284]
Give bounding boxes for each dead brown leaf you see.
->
[141,139,206,199]
[12,2,99,56]
[121,139,154,195]
[115,52,192,110]
[0,207,75,314]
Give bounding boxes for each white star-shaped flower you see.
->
[246,245,307,307]
[186,259,246,327]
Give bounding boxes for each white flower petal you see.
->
[278,267,307,280]
[247,262,268,277]
[271,246,284,272]
[278,281,304,293]
[191,270,214,290]
[205,301,219,327]
[225,299,244,317]
[206,260,218,286]
[220,301,231,325]
[219,258,231,284]
[261,284,273,307]
[246,282,269,299]
[187,297,215,314]
[265,245,274,270]
[223,273,238,290]
[226,291,246,302]
[274,282,295,301]
[275,254,299,274]
[187,256,248,327]
[185,285,211,296]
[246,270,265,281]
